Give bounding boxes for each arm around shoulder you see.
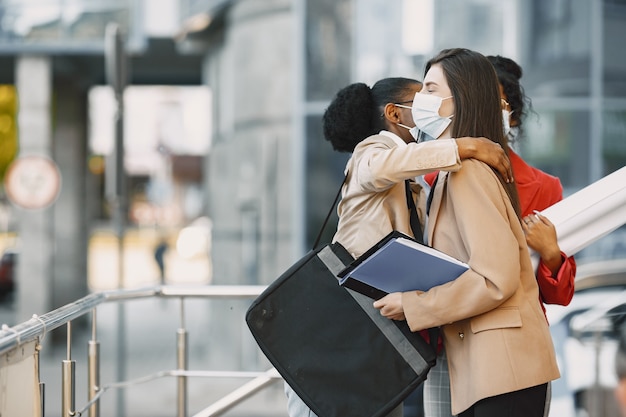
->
[354,136,462,189]
[455,137,514,183]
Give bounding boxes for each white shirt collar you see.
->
[379,130,408,147]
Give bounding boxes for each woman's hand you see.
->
[522,211,563,276]
[373,292,405,321]
[456,137,514,183]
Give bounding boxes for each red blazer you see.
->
[424,150,576,309]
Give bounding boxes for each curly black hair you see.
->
[487,55,533,138]
[322,78,422,153]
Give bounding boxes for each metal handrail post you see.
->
[88,309,100,417]
[40,380,45,417]
[62,322,76,417]
[177,328,188,417]
[177,298,188,417]
[36,340,45,416]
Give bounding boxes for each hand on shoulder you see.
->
[455,137,514,183]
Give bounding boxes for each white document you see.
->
[530,166,626,268]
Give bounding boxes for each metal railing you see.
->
[0,285,282,417]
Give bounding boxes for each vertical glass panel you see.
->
[603,0,626,97]
[304,114,349,248]
[304,0,353,248]
[525,0,591,98]
[435,0,503,53]
[305,0,352,101]
[530,0,591,64]
[354,0,415,84]
[519,109,589,189]
[241,205,259,284]
[603,110,626,175]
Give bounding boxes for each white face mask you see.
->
[507,125,520,142]
[396,120,420,141]
[411,93,454,139]
[417,131,436,142]
[502,109,511,136]
[396,119,435,143]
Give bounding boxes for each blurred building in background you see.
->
[0,0,623,375]
[0,0,207,324]
[185,0,626,290]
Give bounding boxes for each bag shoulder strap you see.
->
[315,175,424,248]
[313,173,348,249]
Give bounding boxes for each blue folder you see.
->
[337,231,469,299]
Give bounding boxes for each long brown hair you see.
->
[425,48,522,219]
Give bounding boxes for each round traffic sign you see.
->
[4,155,62,210]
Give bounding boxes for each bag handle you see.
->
[313,173,348,249]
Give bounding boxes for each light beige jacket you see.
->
[332,132,461,258]
[402,159,561,415]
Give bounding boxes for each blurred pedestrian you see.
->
[154,239,168,285]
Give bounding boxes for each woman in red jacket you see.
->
[487,54,576,308]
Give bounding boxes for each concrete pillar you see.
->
[202,0,353,371]
[14,56,53,322]
[204,0,295,370]
[51,77,89,309]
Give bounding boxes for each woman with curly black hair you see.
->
[284,76,514,417]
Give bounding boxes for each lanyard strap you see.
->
[405,180,424,244]
[426,174,439,216]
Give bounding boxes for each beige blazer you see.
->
[401,159,560,415]
[332,133,460,258]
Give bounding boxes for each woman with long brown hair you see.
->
[374,48,560,417]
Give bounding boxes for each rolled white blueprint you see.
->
[530,166,626,269]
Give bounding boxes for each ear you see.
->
[383,103,400,123]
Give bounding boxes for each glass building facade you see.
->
[0,0,144,52]
[305,0,626,261]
